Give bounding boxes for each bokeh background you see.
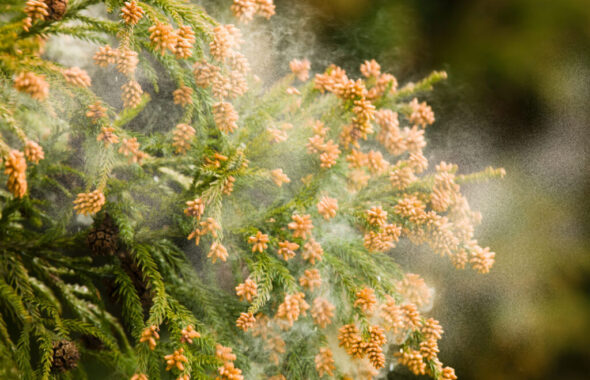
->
[258,0,590,379]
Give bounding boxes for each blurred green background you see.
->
[266,0,590,379]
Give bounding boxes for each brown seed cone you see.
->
[43,0,67,20]
[81,334,105,351]
[117,250,154,311]
[87,213,119,256]
[51,340,79,373]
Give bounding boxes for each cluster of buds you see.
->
[344,149,390,190]
[289,58,310,81]
[430,162,460,212]
[287,213,313,240]
[216,344,237,363]
[231,0,275,23]
[337,324,363,357]
[116,49,139,76]
[62,67,92,87]
[118,137,148,164]
[217,361,243,380]
[193,61,219,88]
[270,168,290,187]
[408,97,435,128]
[213,102,239,134]
[236,312,256,331]
[469,244,496,274]
[267,126,288,143]
[13,72,49,100]
[248,230,269,253]
[394,194,427,225]
[174,25,196,59]
[93,45,117,67]
[365,326,387,369]
[306,133,341,168]
[93,44,139,77]
[23,0,48,31]
[148,22,177,55]
[337,323,387,370]
[180,325,200,344]
[97,126,119,146]
[366,149,390,175]
[139,325,159,350]
[396,273,431,308]
[366,205,388,227]
[311,298,334,328]
[360,60,399,100]
[86,101,107,123]
[207,241,228,263]
[164,348,188,371]
[276,292,308,327]
[173,85,193,107]
[211,71,241,100]
[302,238,323,264]
[4,150,27,198]
[362,204,403,251]
[184,198,204,219]
[172,123,196,154]
[354,287,377,314]
[395,323,456,380]
[375,109,404,155]
[360,59,381,78]
[235,278,258,302]
[120,0,144,25]
[277,240,298,261]
[24,140,44,164]
[390,164,417,190]
[121,81,143,109]
[317,195,338,220]
[223,176,235,195]
[73,189,106,215]
[363,222,402,252]
[299,268,321,291]
[314,347,335,377]
[209,24,242,62]
[188,217,221,246]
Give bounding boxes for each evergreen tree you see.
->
[0,1,504,378]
